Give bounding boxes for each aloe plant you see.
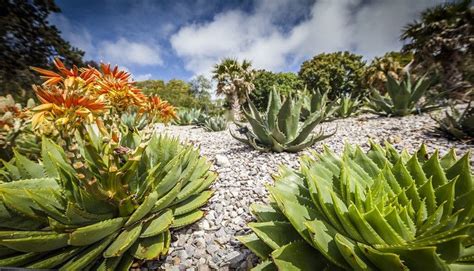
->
[300,88,335,121]
[367,72,439,116]
[433,102,474,140]
[0,128,216,269]
[203,116,228,132]
[239,141,473,270]
[173,108,202,125]
[231,88,334,152]
[334,95,361,118]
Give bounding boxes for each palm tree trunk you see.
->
[229,93,241,121]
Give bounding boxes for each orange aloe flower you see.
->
[144,96,177,123]
[31,85,106,129]
[31,58,99,87]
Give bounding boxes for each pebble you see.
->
[151,113,473,269]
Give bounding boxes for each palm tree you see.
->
[212,58,255,121]
[401,0,472,96]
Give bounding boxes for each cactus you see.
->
[231,88,334,152]
[366,72,439,116]
[239,142,473,270]
[0,129,216,268]
[203,116,228,132]
[433,102,474,140]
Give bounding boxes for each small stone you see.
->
[215,154,230,167]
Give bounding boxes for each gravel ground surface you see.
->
[146,113,473,271]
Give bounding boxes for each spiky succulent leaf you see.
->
[240,142,473,270]
[203,116,228,132]
[232,88,333,152]
[0,133,215,268]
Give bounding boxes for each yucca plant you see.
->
[334,95,361,118]
[173,108,202,126]
[433,102,474,140]
[203,116,228,132]
[231,88,334,152]
[367,72,439,116]
[0,128,216,269]
[239,141,473,270]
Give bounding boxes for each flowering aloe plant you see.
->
[0,128,216,269]
[239,141,473,270]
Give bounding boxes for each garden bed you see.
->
[150,113,473,270]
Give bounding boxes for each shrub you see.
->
[364,52,413,94]
[0,130,216,268]
[298,52,366,100]
[250,70,303,111]
[366,72,439,116]
[239,141,473,270]
[231,88,334,152]
[432,102,474,140]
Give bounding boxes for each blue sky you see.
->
[50,0,445,82]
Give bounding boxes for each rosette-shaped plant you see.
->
[203,116,228,132]
[433,102,474,141]
[239,142,473,270]
[0,128,216,269]
[231,88,334,152]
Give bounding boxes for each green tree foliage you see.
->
[0,0,85,101]
[190,75,212,99]
[298,51,366,100]
[136,79,220,114]
[401,0,473,95]
[250,70,303,111]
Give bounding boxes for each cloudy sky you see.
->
[51,0,446,82]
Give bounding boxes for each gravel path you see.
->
[147,114,472,271]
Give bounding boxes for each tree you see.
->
[212,58,255,120]
[298,52,366,100]
[190,75,212,99]
[250,70,303,111]
[401,0,473,95]
[0,0,86,101]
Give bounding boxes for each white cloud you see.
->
[134,73,152,81]
[170,0,444,76]
[98,38,163,66]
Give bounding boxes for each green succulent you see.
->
[173,108,202,125]
[194,112,210,126]
[433,102,474,141]
[203,116,228,132]
[367,72,439,116]
[300,89,335,122]
[0,128,216,269]
[231,88,334,152]
[239,141,473,270]
[334,95,361,119]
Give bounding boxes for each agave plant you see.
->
[366,72,439,116]
[334,95,361,118]
[433,102,474,140]
[300,89,335,121]
[203,116,228,132]
[173,108,202,126]
[0,128,216,269]
[231,88,334,152]
[194,112,210,127]
[239,142,473,270]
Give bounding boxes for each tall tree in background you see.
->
[190,75,212,99]
[401,0,473,96]
[212,58,255,120]
[298,52,366,100]
[0,0,85,100]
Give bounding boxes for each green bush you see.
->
[239,141,473,270]
[250,70,303,111]
[298,52,366,100]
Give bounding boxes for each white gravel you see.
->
[145,113,473,271]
